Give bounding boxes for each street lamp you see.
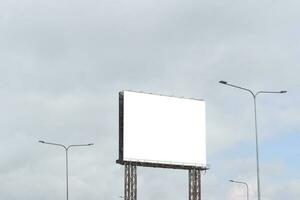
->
[230,179,249,200]
[39,140,94,200]
[219,80,286,200]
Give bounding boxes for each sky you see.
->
[0,0,300,199]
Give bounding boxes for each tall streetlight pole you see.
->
[39,140,94,200]
[219,80,286,200]
[230,179,249,200]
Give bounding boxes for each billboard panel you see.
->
[118,91,206,169]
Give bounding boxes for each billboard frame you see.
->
[117,91,208,171]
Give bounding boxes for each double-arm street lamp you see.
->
[219,80,286,200]
[230,179,249,200]
[39,140,94,200]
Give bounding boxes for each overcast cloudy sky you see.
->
[1,0,299,199]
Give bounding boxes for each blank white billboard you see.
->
[119,91,206,168]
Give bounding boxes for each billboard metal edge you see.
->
[119,90,204,102]
[118,91,124,163]
[116,160,209,170]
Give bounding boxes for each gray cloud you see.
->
[0,0,299,199]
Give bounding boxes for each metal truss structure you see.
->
[123,163,204,200]
[189,168,201,200]
[124,163,137,200]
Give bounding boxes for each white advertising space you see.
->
[122,91,206,167]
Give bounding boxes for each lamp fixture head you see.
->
[219,80,227,84]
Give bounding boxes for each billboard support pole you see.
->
[124,163,137,200]
[189,169,201,200]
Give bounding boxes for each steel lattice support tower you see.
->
[189,169,201,200]
[124,163,137,200]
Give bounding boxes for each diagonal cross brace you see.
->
[124,163,137,200]
[189,169,201,200]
